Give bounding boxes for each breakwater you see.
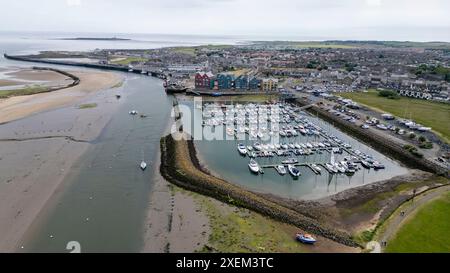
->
[4,54,166,79]
[160,133,360,248]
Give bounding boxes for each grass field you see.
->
[170,47,197,56]
[340,89,450,142]
[111,56,148,65]
[294,42,356,49]
[385,191,450,253]
[0,85,48,98]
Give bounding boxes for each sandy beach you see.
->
[0,68,123,252]
[0,69,122,124]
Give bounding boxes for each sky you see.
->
[1,0,449,41]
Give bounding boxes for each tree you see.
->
[418,136,426,143]
[409,133,416,139]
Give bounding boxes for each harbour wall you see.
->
[160,134,360,248]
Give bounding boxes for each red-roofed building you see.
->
[195,71,214,89]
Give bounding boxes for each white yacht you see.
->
[288,165,301,177]
[275,165,287,175]
[237,143,248,155]
[140,161,147,170]
[248,159,260,174]
[311,163,321,173]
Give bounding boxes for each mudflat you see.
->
[0,69,123,252]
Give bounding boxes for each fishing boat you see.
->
[296,233,316,244]
[248,159,260,174]
[288,165,301,177]
[237,143,248,155]
[165,82,188,94]
[275,165,287,175]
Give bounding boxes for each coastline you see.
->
[0,69,124,252]
[0,69,122,124]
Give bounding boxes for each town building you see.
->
[261,78,278,91]
[195,71,214,89]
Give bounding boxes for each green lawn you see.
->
[386,191,450,253]
[170,47,197,56]
[340,90,450,142]
[294,43,356,49]
[111,56,148,65]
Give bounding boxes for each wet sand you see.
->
[0,71,123,252]
[0,69,122,124]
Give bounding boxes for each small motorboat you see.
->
[116,94,121,99]
[237,143,248,155]
[248,159,260,174]
[288,164,301,177]
[275,165,287,175]
[325,163,338,173]
[311,163,321,173]
[140,161,147,171]
[282,158,298,164]
[129,110,138,115]
[140,114,147,118]
[296,233,316,244]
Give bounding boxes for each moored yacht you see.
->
[275,165,287,175]
[311,163,321,173]
[288,164,301,177]
[237,143,248,155]
[248,159,260,174]
[282,158,298,164]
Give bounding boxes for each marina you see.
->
[200,101,386,176]
[186,100,409,200]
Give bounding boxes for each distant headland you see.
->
[56,37,131,41]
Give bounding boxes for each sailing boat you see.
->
[140,149,147,171]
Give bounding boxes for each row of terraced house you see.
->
[195,72,278,91]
